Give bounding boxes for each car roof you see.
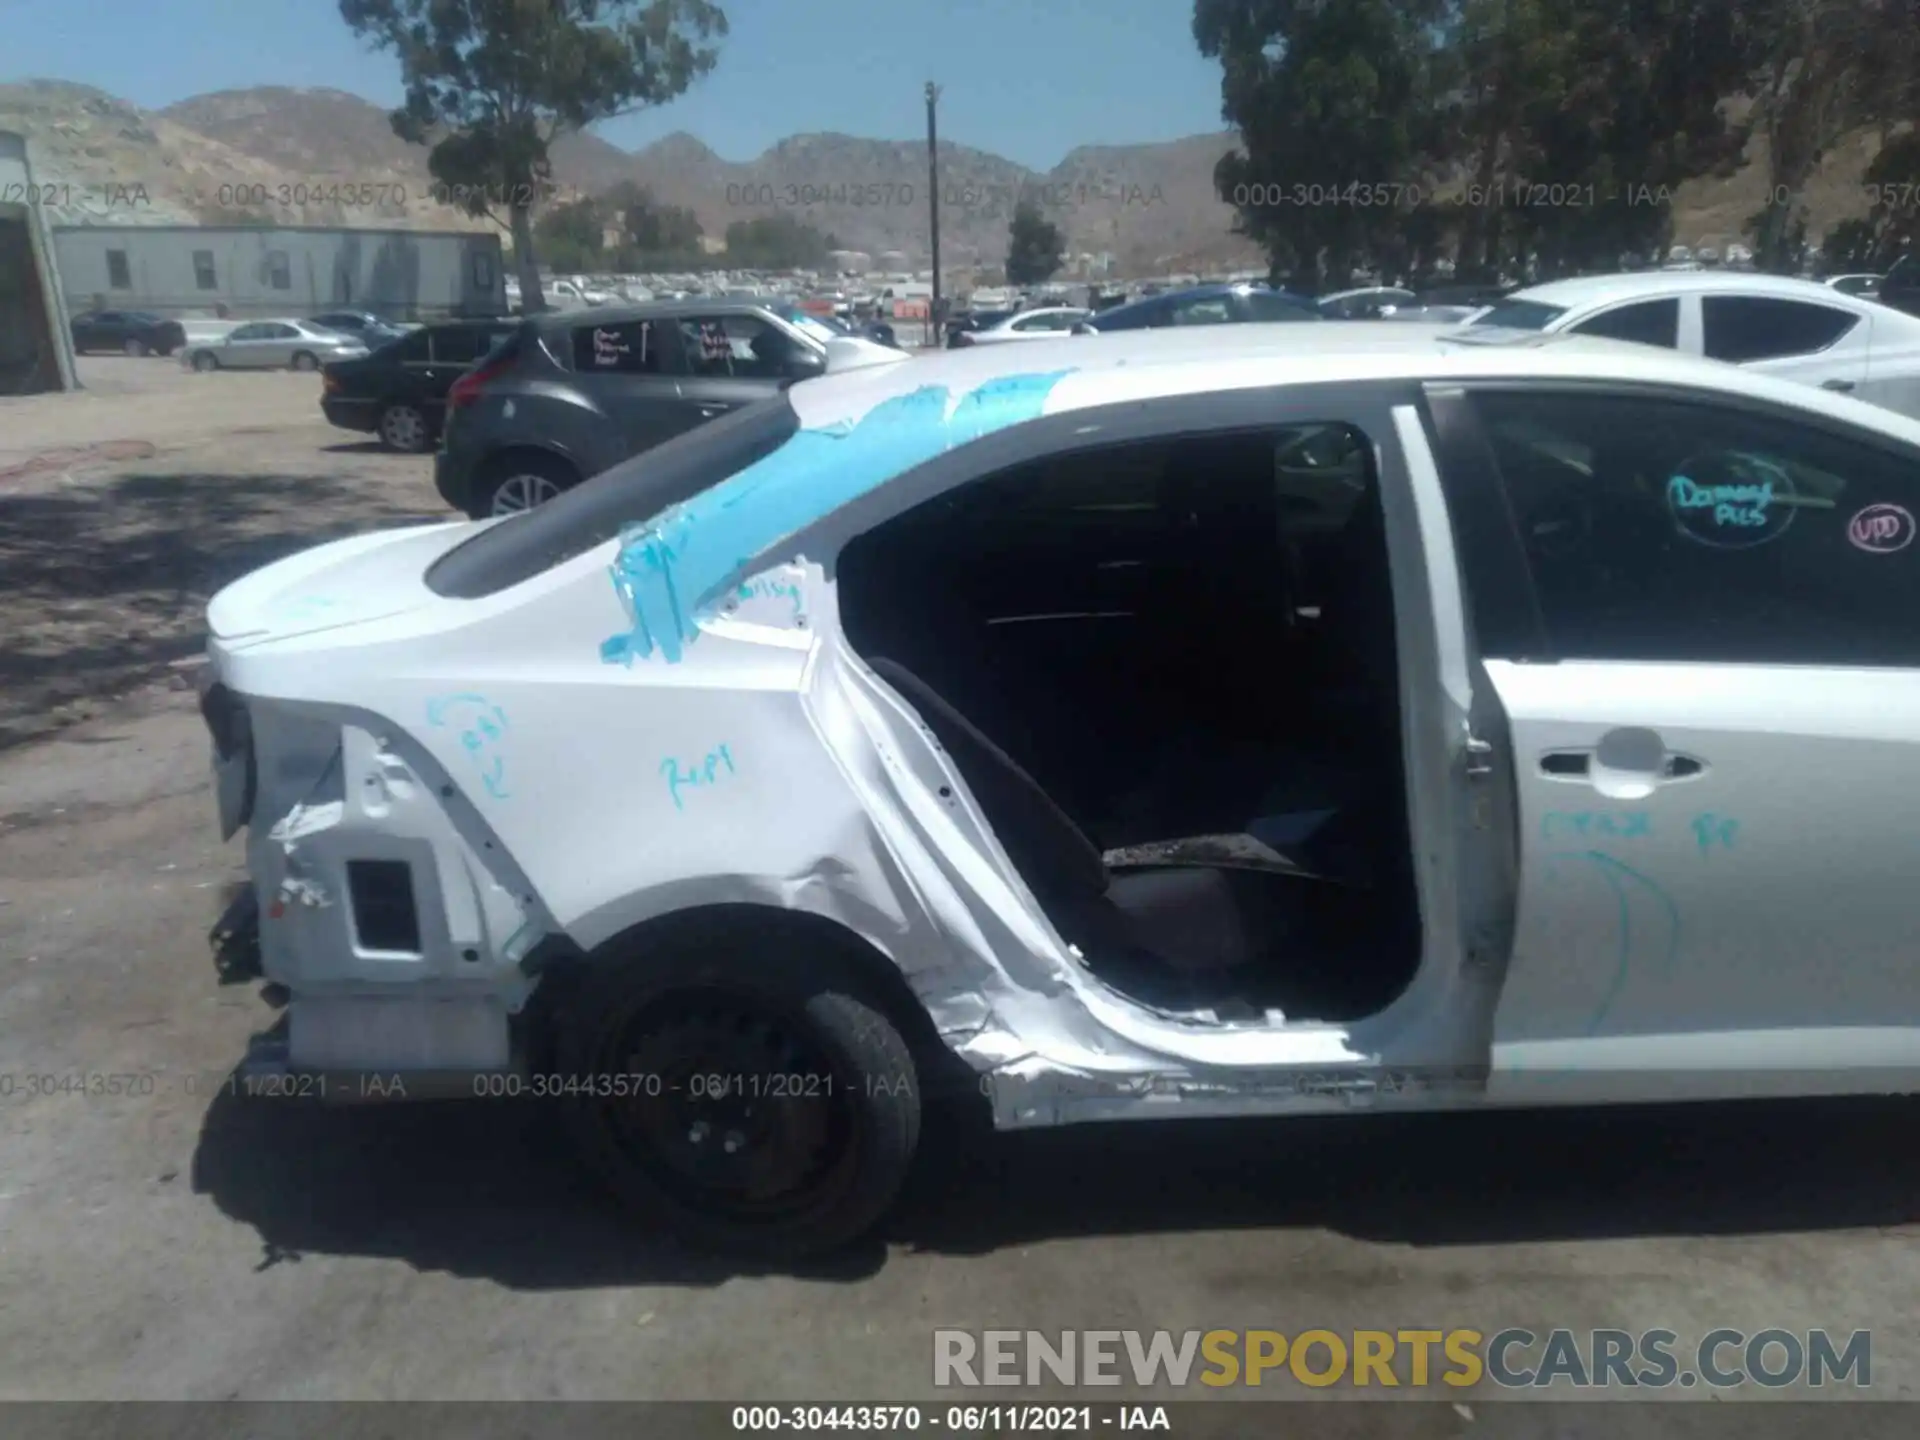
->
[993,306,1086,322]
[1505,270,1875,309]
[1090,282,1310,325]
[529,297,779,328]
[785,321,1920,450]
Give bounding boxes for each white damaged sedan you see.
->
[202,322,1920,1255]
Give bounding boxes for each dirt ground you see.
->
[0,357,445,750]
[2,360,1919,1422]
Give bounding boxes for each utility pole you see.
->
[926,82,943,342]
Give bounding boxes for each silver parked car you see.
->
[181,320,370,373]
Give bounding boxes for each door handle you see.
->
[1541,733,1705,798]
[1822,378,1857,392]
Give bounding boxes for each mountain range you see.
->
[0,78,1889,276]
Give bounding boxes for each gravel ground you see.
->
[0,359,1918,1424]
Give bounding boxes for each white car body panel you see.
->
[202,324,1920,1123]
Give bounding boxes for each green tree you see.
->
[1740,0,1919,269]
[1195,0,1449,292]
[1005,202,1065,285]
[1453,0,1750,281]
[722,214,833,268]
[605,180,706,254]
[535,195,610,272]
[1825,130,1920,271]
[339,0,728,310]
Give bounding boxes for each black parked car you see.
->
[70,310,186,356]
[308,310,410,347]
[433,299,828,518]
[321,319,520,453]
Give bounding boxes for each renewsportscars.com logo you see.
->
[932,1328,1872,1390]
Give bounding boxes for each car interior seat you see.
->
[866,655,1378,1010]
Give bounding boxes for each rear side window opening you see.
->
[425,395,802,598]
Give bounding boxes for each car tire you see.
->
[551,938,923,1260]
[377,402,432,453]
[191,351,219,372]
[470,453,578,518]
[290,351,320,372]
[123,338,149,357]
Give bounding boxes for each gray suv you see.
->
[434,299,829,518]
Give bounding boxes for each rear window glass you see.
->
[426,396,803,598]
[571,318,667,374]
[1471,299,1569,330]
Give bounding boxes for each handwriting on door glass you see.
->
[1847,502,1916,553]
[661,744,734,810]
[1542,810,1650,840]
[1691,812,1738,852]
[1666,452,1796,548]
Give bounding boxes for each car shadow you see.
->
[189,1044,1920,1288]
[0,468,436,752]
[321,440,391,454]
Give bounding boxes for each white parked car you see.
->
[180,319,369,372]
[1469,271,1920,421]
[1318,287,1419,319]
[199,323,1920,1257]
[955,306,1091,345]
[1825,273,1884,298]
[537,278,615,310]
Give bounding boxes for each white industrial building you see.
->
[52,224,508,323]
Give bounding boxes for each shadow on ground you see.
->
[0,468,434,750]
[190,1051,1920,1288]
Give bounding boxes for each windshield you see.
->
[1469,298,1569,330]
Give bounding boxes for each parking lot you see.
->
[3,358,1920,1418]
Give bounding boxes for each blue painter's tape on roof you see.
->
[600,368,1075,665]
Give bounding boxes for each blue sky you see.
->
[0,0,1229,168]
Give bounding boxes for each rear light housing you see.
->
[448,357,508,409]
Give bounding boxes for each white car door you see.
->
[1701,293,1870,399]
[1428,380,1920,1103]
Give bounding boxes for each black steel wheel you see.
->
[553,947,922,1259]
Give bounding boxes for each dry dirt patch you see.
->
[0,359,448,749]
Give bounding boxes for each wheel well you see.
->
[524,904,979,1100]
[478,445,578,483]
